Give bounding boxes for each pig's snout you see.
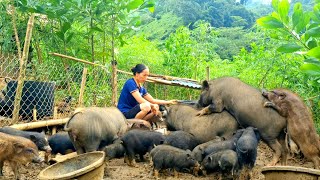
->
[261,89,268,97]
[44,145,52,153]
[33,156,44,163]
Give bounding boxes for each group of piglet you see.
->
[117,126,260,179]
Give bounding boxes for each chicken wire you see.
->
[0,53,200,126]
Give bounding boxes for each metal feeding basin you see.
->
[38,151,105,180]
[261,166,320,180]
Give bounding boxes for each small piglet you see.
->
[192,136,224,163]
[0,126,51,153]
[201,149,239,178]
[0,132,43,180]
[121,129,165,166]
[150,145,200,178]
[48,132,75,156]
[102,139,125,160]
[164,131,200,150]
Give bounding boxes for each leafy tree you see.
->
[257,0,320,86]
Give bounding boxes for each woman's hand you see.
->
[168,99,178,105]
[150,104,160,115]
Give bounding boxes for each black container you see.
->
[0,80,55,120]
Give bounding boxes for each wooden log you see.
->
[10,118,69,130]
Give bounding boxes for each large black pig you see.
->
[64,107,129,154]
[0,126,51,153]
[196,77,287,165]
[164,104,238,143]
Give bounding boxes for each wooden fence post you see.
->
[206,66,210,81]
[111,61,117,106]
[78,68,88,107]
[12,14,36,124]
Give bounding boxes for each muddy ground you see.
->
[0,141,314,180]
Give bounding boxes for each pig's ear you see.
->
[29,135,37,142]
[279,92,286,100]
[13,142,25,153]
[202,80,209,91]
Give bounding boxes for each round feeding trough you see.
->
[261,166,320,180]
[38,151,105,180]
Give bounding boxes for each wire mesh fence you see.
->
[0,53,200,126]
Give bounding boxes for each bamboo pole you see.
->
[10,118,69,130]
[9,5,22,60]
[49,53,199,84]
[32,109,37,121]
[78,68,88,107]
[206,66,210,81]
[12,14,36,124]
[116,69,198,82]
[49,53,105,68]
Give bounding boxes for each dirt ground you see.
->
[0,141,314,180]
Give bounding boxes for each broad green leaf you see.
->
[140,0,155,9]
[257,16,284,29]
[61,22,71,33]
[66,33,74,43]
[90,26,103,32]
[127,0,143,11]
[292,3,303,31]
[277,43,302,53]
[148,6,154,13]
[311,4,320,23]
[307,40,318,49]
[300,63,320,76]
[278,0,290,24]
[294,12,310,33]
[307,46,320,59]
[271,12,281,20]
[56,31,65,41]
[272,0,280,12]
[305,57,320,66]
[306,27,320,37]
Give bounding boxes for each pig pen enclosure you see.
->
[0,53,319,180]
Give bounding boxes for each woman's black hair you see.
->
[131,64,148,75]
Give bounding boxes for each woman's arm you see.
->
[131,91,149,104]
[143,94,176,105]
